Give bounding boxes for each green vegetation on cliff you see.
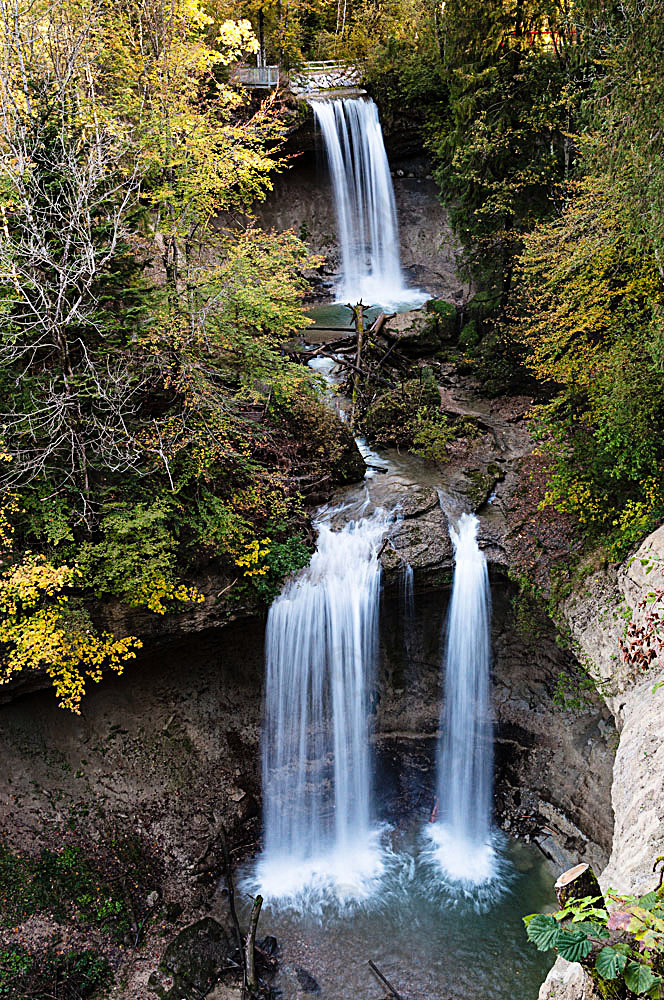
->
[3,0,664,710]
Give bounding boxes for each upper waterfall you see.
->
[310,97,425,310]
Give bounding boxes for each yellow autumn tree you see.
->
[0,555,141,713]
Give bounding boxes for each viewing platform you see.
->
[230,60,365,98]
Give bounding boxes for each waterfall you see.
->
[257,508,388,901]
[429,513,495,885]
[310,97,424,309]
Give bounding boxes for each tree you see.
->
[515,172,664,554]
[426,0,591,304]
[0,0,149,529]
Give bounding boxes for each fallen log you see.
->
[368,311,395,336]
[313,348,393,387]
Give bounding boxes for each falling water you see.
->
[399,560,414,620]
[428,513,495,886]
[310,97,425,309]
[256,508,389,902]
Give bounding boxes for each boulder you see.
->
[149,917,233,1000]
[382,308,444,356]
[295,966,321,992]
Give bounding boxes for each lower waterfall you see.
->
[256,508,388,902]
[428,512,496,886]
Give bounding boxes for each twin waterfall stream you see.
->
[243,96,555,1000]
[258,512,387,899]
[258,506,496,902]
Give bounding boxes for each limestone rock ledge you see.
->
[539,525,664,999]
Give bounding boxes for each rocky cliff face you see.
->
[0,354,629,998]
[539,526,664,1000]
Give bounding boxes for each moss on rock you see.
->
[279,393,365,484]
[364,367,441,449]
[149,917,232,1000]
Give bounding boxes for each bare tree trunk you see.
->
[245,895,263,995]
[349,301,365,430]
[258,8,265,67]
[217,823,248,993]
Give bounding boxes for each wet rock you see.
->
[382,309,443,356]
[149,916,232,1000]
[259,935,279,956]
[394,486,440,520]
[295,966,321,992]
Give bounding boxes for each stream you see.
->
[237,94,556,999]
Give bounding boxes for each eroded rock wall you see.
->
[539,525,664,1000]
[0,622,266,882]
[375,583,615,869]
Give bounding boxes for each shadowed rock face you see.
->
[375,583,615,873]
[246,154,468,303]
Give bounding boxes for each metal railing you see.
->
[231,64,279,89]
[296,59,353,72]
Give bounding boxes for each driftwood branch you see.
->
[217,823,248,993]
[312,348,393,387]
[376,538,393,559]
[368,311,395,335]
[368,959,405,1000]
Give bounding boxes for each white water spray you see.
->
[428,513,495,886]
[310,97,425,309]
[257,508,389,902]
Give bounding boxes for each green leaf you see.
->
[526,914,561,951]
[556,930,593,963]
[595,947,627,980]
[638,892,659,911]
[573,921,610,939]
[625,961,657,994]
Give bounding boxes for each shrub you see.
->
[0,945,111,1000]
[525,876,664,998]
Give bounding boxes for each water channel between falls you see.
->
[238,95,555,999]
